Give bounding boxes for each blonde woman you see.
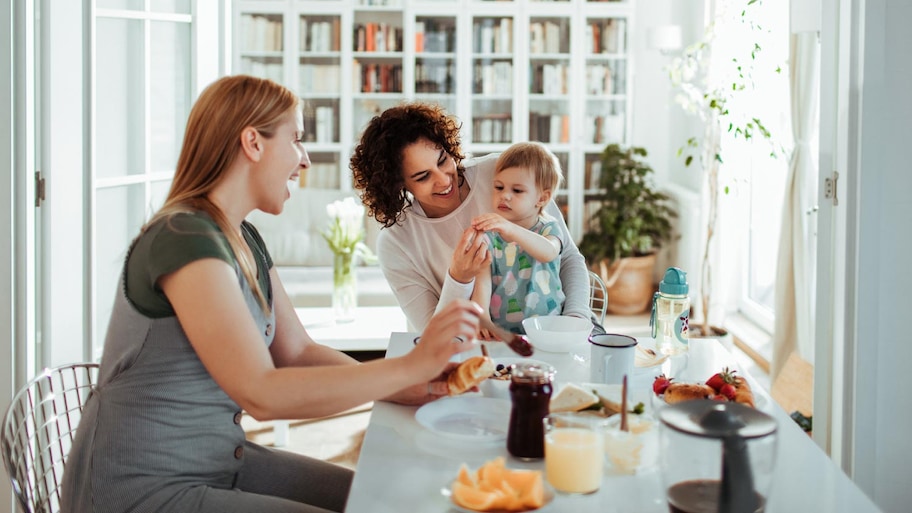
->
[62,76,480,513]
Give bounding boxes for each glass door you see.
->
[42,1,223,362]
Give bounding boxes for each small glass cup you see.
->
[602,413,659,475]
[543,412,604,494]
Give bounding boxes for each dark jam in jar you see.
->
[506,362,554,460]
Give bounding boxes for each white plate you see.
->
[441,478,555,513]
[415,396,511,442]
[650,385,769,412]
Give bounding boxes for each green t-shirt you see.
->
[124,212,273,318]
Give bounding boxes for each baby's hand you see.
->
[472,213,514,238]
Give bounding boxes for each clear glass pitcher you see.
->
[658,401,778,513]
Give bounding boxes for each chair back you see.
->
[2,363,99,513]
[588,270,609,326]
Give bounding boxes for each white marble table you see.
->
[344,333,881,513]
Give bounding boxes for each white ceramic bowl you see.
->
[479,357,551,399]
[522,316,593,353]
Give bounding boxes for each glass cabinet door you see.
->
[299,14,342,145]
[414,15,457,113]
[528,15,571,146]
[351,8,404,138]
[237,12,284,83]
[471,15,516,146]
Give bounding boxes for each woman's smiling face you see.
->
[400,138,461,218]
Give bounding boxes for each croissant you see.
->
[447,356,495,395]
[732,376,755,408]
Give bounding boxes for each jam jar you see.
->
[506,362,555,460]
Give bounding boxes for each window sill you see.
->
[724,312,774,381]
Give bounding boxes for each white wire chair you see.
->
[2,363,99,513]
[588,270,609,326]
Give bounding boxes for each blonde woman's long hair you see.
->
[147,75,299,314]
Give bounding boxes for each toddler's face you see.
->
[492,167,546,223]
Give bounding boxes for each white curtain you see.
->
[771,32,820,380]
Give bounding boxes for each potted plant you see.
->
[667,0,782,337]
[579,144,677,314]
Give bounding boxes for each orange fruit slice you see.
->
[456,464,476,487]
[520,472,545,509]
[450,458,544,512]
[451,481,499,512]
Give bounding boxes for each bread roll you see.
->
[663,383,714,404]
[447,356,495,395]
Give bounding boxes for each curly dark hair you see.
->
[350,102,465,227]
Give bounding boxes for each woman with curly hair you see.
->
[350,102,596,332]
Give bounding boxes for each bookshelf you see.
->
[233,0,634,241]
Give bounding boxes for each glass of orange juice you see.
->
[543,412,605,494]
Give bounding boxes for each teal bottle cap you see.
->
[659,267,689,295]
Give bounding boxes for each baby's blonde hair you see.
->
[494,141,564,194]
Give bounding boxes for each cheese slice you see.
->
[549,383,599,413]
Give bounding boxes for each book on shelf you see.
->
[474,18,512,54]
[586,64,612,95]
[300,64,340,94]
[315,106,335,143]
[359,63,403,93]
[354,23,402,52]
[244,60,283,84]
[243,15,283,52]
[300,19,341,52]
[415,21,425,52]
[300,162,340,189]
[544,21,561,54]
[585,159,602,190]
[472,113,512,144]
[528,113,570,143]
[475,61,512,95]
[586,19,627,55]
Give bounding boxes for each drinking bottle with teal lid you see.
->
[651,267,690,356]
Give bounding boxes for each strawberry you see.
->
[719,383,737,400]
[653,374,673,396]
[706,367,737,392]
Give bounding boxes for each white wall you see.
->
[850,0,912,510]
[630,0,709,283]
[631,0,707,195]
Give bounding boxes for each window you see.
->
[716,0,794,335]
[85,2,220,358]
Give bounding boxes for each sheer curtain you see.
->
[771,32,820,380]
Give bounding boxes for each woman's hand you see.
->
[448,227,491,283]
[385,362,460,405]
[406,299,482,380]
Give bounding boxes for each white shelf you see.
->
[233,0,635,240]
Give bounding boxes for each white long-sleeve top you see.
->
[377,153,592,331]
